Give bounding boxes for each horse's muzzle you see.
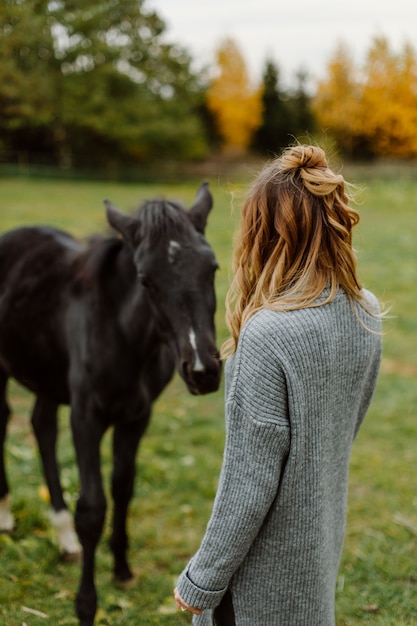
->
[182,356,222,395]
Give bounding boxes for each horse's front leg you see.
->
[71,406,107,626]
[31,393,81,559]
[110,414,150,582]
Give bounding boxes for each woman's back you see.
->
[220,288,381,625]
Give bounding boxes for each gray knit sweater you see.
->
[176,288,382,626]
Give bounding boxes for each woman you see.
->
[173,144,382,625]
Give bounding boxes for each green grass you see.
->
[0,169,416,625]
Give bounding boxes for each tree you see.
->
[290,69,316,140]
[358,37,417,158]
[312,42,362,156]
[252,59,292,155]
[0,1,57,150]
[206,37,262,154]
[253,60,316,156]
[313,37,417,159]
[0,0,209,168]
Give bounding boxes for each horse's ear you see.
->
[104,200,139,244]
[188,182,213,234]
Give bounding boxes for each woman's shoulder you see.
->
[241,304,322,338]
[360,288,381,312]
[236,307,307,360]
[240,308,287,343]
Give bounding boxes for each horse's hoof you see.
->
[115,577,136,589]
[50,509,82,558]
[60,549,82,564]
[114,568,136,588]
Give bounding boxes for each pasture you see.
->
[0,168,416,625]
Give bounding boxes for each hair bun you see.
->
[278,144,344,195]
[280,145,328,172]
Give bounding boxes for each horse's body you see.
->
[0,183,221,625]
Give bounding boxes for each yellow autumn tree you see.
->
[312,42,361,156]
[314,37,417,158]
[206,37,263,154]
[358,37,417,157]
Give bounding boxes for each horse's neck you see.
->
[90,241,165,355]
[120,288,153,338]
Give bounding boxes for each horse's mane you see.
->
[137,199,191,245]
[73,235,128,292]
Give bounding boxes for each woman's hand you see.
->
[173,587,203,615]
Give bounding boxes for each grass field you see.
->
[0,167,416,625]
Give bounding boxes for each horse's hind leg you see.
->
[0,368,13,532]
[31,394,81,558]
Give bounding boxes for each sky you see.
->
[150,0,417,87]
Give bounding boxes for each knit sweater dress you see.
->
[176,288,382,626]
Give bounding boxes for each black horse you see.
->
[0,182,221,625]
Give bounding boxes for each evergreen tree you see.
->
[290,69,316,140]
[252,59,293,155]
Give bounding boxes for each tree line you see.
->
[1,0,416,175]
[313,37,417,159]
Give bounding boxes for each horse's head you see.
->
[104,182,221,395]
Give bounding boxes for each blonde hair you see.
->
[222,144,365,357]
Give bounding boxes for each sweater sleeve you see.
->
[353,290,383,437]
[176,314,291,610]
